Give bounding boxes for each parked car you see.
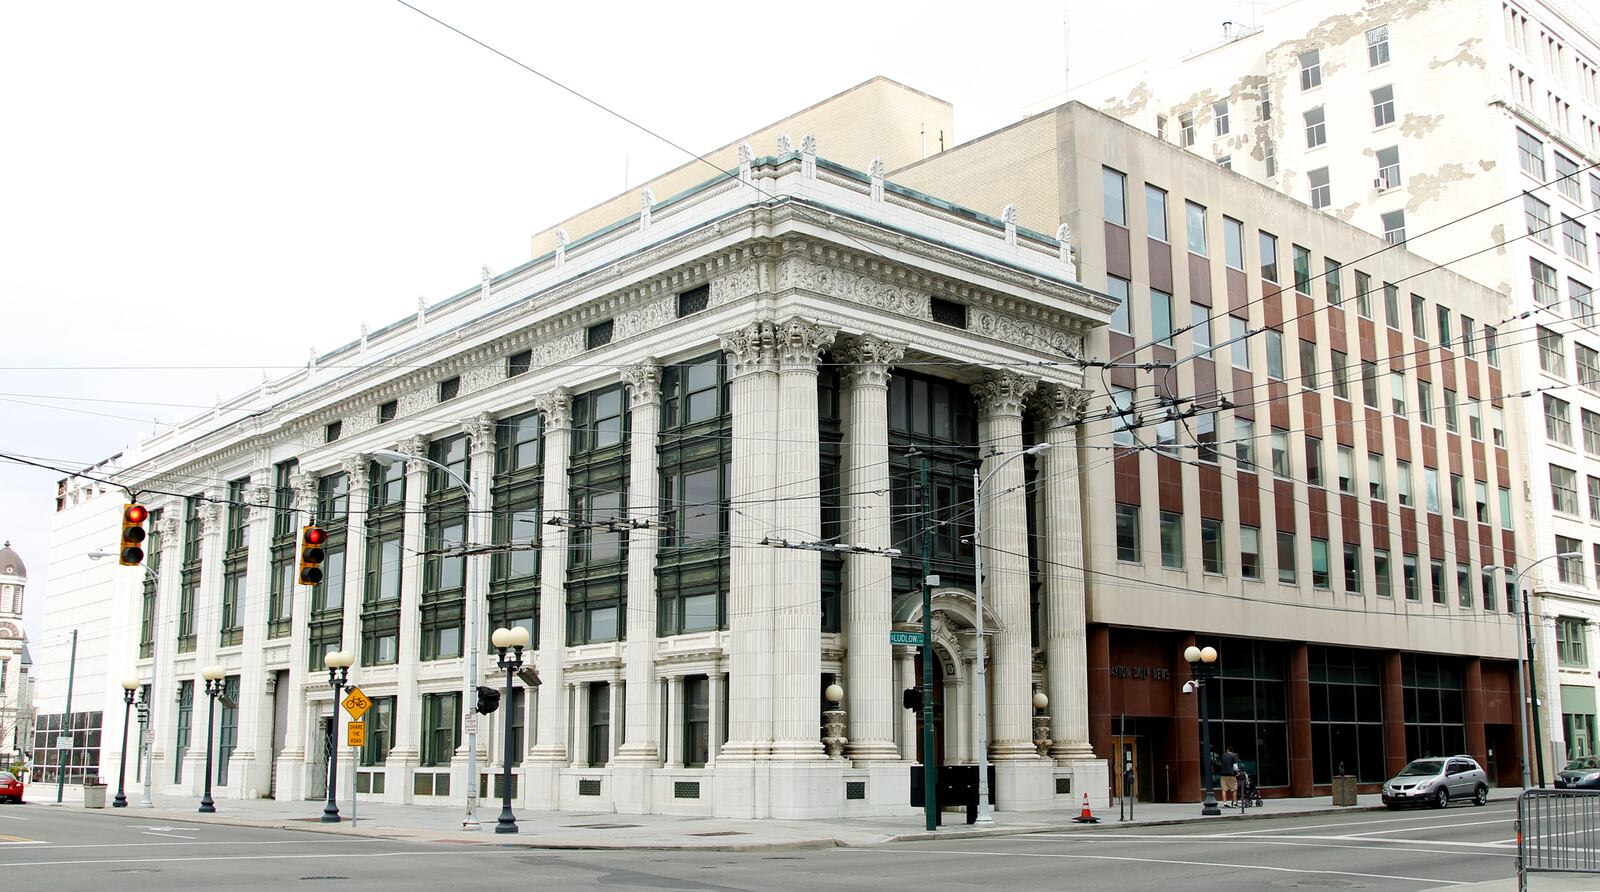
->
[1555,756,1600,789]
[1382,756,1489,809]
[0,770,23,803]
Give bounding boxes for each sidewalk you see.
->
[24,786,1521,852]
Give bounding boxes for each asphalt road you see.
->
[0,799,1523,891]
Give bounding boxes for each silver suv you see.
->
[1381,756,1490,809]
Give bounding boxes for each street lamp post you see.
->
[971,441,1052,826]
[1183,644,1222,816]
[113,677,138,807]
[198,665,225,813]
[1487,552,1580,790]
[490,626,530,834]
[321,650,354,822]
[87,549,160,808]
[372,446,484,829]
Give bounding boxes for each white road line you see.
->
[848,846,1466,885]
[1022,832,1517,856]
[0,812,29,820]
[3,850,511,869]
[1343,817,1511,837]
[1213,808,1513,836]
[19,840,346,851]
[141,831,196,840]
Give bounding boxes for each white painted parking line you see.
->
[848,846,1465,885]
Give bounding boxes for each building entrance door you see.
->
[307,715,330,800]
[1114,737,1140,800]
[912,652,946,766]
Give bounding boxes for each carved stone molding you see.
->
[246,483,272,521]
[403,434,430,475]
[720,319,778,377]
[155,515,180,541]
[197,499,223,538]
[1036,383,1091,430]
[973,372,1039,418]
[341,453,373,488]
[463,412,497,454]
[621,359,661,407]
[774,318,836,370]
[837,334,906,389]
[289,472,315,512]
[535,387,573,430]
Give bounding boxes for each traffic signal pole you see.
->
[919,457,937,832]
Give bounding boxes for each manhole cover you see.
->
[565,822,642,829]
[688,831,747,837]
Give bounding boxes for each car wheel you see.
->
[1434,787,1449,809]
[1474,785,1489,806]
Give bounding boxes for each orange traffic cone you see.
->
[1073,792,1099,823]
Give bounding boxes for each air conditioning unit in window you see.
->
[1374,178,1386,191]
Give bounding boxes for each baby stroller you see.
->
[1236,767,1264,809]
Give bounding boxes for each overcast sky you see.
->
[0,0,1267,641]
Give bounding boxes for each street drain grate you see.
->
[687,831,748,837]
[565,822,642,829]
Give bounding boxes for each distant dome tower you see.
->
[0,542,27,761]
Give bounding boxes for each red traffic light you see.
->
[124,504,149,524]
[120,502,149,567]
[303,526,327,546]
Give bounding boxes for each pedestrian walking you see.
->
[1219,745,1239,807]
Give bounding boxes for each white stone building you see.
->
[1060,0,1600,778]
[53,139,1112,818]
[0,543,31,766]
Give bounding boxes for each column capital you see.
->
[462,411,497,454]
[1036,383,1092,430]
[534,386,573,429]
[972,372,1039,418]
[837,334,906,388]
[246,482,273,522]
[720,319,778,377]
[341,453,372,489]
[402,434,431,474]
[774,317,836,370]
[197,498,224,538]
[290,472,316,512]
[621,359,661,407]
[155,514,180,541]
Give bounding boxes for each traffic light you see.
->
[475,685,501,715]
[298,525,327,585]
[902,688,923,711]
[119,503,149,566]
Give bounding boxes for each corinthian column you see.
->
[1038,385,1096,761]
[529,389,574,764]
[720,320,779,758]
[839,335,905,761]
[972,372,1040,760]
[617,360,663,764]
[769,318,835,759]
[340,455,371,660]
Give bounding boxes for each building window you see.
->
[1311,539,1331,589]
[1383,283,1401,328]
[1263,139,1277,177]
[1201,518,1223,574]
[1528,196,1555,246]
[1468,401,1482,440]
[1266,329,1285,379]
[1223,216,1244,269]
[1557,153,1584,203]
[1344,544,1362,594]
[1103,167,1127,226]
[1372,85,1396,126]
[1396,459,1413,507]
[1573,279,1595,322]
[1444,388,1459,432]
[1355,271,1373,317]
[1376,146,1401,190]
[1308,167,1331,209]
[1558,537,1586,584]
[1390,372,1407,416]
[587,682,612,767]
[1241,526,1262,580]
[1558,618,1589,667]
[1382,210,1406,245]
[1417,379,1434,426]
[1191,304,1212,353]
[1145,184,1168,241]
[1519,128,1546,178]
[1259,83,1273,120]
[1110,386,1135,447]
[1493,406,1507,448]
[1338,446,1355,494]
[1213,100,1230,135]
[1450,473,1466,518]
[676,285,710,317]
[1540,326,1566,375]
[1185,201,1207,255]
[1362,360,1379,408]
[1425,467,1440,513]
[1304,106,1327,148]
[1324,258,1343,305]
[1300,50,1322,89]
[1565,219,1589,264]
[360,697,396,767]
[1180,112,1196,147]
[1160,511,1184,569]
[1116,504,1140,563]
[1233,416,1256,469]
[1460,315,1476,355]
[930,297,968,329]
[1369,454,1387,501]
[1579,345,1600,391]
[1260,231,1278,282]
[437,376,460,403]
[1585,409,1600,455]
[1293,245,1312,295]
[378,400,397,425]
[1107,275,1130,334]
[1151,289,1174,344]
[1278,531,1298,584]
[1331,349,1349,399]
[1486,325,1502,364]
[1367,25,1390,66]
[420,692,461,767]
[1403,554,1420,600]
[1552,465,1580,514]
[1271,429,1291,478]
[507,349,532,377]
[1299,339,1318,389]
[1375,549,1392,597]
[586,319,615,350]
[683,675,711,768]
[325,421,341,443]
[1410,294,1428,338]
[1231,316,1250,369]
[1431,559,1446,604]
[1195,411,1219,463]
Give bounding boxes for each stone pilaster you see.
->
[839,335,904,761]
[232,477,276,797]
[384,436,429,800]
[340,455,370,661]
[529,389,574,766]
[617,360,662,764]
[570,681,590,767]
[1037,385,1097,762]
[151,512,183,793]
[769,318,834,759]
[972,372,1040,760]
[275,476,315,800]
[720,321,779,759]
[454,413,496,792]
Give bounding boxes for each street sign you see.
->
[346,721,366,747]
[464,712,478,735]
[890,630,926,646]
[55,735,71,750]
[341,687,371,720]
[143,730,154,746]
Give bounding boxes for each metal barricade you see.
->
[1518,788,1600,891]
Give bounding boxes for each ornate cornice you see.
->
[973,372,1039,418]
[621,359,661,407]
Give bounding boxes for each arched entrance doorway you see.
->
[893,588,1002,767]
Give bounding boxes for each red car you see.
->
[0,770,23,803]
